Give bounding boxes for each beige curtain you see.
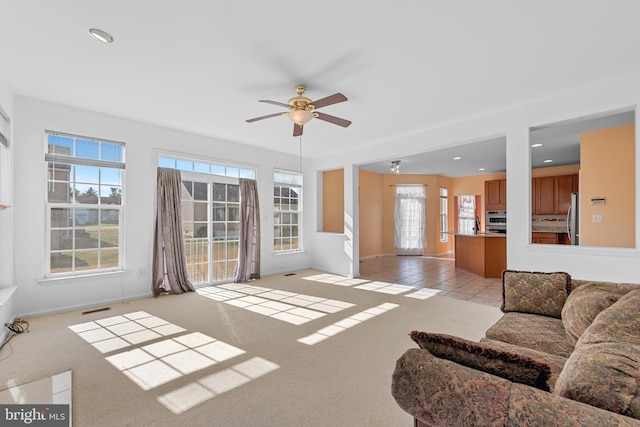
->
[234,179,261,283]
[152,168,195,296]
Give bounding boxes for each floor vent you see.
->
[284,273,296,276]
[81,307,111,315]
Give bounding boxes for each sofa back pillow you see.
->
[561,282,629,345]
[554,289,640,419]
[501,270,571,318]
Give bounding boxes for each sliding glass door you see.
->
[181,173,239,284]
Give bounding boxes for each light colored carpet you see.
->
[0,269,502,427]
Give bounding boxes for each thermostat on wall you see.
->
[591,197,606,205]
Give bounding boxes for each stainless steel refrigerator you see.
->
[567,192,579,245]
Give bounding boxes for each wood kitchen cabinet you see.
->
[532,232,570,245]
[533,176,555,214]
[532,174,578,215]
[485,179,506,211]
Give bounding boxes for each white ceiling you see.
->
[1,1,639,166]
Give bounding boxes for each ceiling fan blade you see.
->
[311,93,348,109]
[246,112,285,123]
[259,99,290,108]
[293,123,303,137]
[315,112,352,128]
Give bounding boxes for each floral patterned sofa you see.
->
[391,270,640,426]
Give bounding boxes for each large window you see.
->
[273,169,302,252]
[440,187,448,242]
[46,131,124,276]
[457,195,476,235]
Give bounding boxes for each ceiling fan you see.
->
[246,85,352,136]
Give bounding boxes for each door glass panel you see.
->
[182,176,241,284]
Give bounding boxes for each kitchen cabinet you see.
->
[532,174,578,215]
[532,232,569,245]
[485,179,506,211]
[533,177,555,214]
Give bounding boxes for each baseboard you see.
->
[19,291,152,318]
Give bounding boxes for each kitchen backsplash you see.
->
[532,214,568,232]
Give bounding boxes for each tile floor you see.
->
[358,255,504,308]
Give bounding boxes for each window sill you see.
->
[38,269,126,285]
[272,250,305,256]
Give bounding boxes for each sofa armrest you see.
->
[392,348,640,427]
[392,348,511,426]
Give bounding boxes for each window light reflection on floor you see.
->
[298,303,399,345]
[69,311,282,416]
[104,332,246,391]
[197,283,355,325]
[302,273,442,299]
[68,311,186,353]
[157,357,280,414]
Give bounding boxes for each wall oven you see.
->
[486,210,507,233]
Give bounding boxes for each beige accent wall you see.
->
[322,169,344,233]
[358,170,384,257]
[579,124,635,248]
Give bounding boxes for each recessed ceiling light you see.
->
[453,156,462,160]
[478,167,485,171]
[531,143,543,148]
[89,28,114,44]
[544,159,553,163]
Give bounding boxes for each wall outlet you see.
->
[137,268,145,277]
[592,214,603,223]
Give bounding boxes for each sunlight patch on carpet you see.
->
[68,310,281,416]
[68,311,186,353]
[158,357,279,414]
[301,272,441,299]
[197,283,355,325]
[298,303,399,345]
[105,332,245,391]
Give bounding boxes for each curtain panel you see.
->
[394,185,426,252]
[152,167,195,296]
[234,178,261,283]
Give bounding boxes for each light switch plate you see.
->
[592,214,603,223]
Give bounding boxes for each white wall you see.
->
[13,96,310,317]
[308,72,640,283]
[0,71,15,290]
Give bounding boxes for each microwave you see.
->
[486,210,507,233]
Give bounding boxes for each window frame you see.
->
[273,168,302,254]
[440,187,448,242]
[45,131,125,278]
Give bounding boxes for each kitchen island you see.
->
[455,233,506,278]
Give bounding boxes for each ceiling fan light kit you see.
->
[246,85,351,136]
[391,160,401,174]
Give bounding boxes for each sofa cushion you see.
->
[501,270,571,318]
[410,331,551,391]
[561,282,628,345]
[485,312,575,358]
[554,289,640,419]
